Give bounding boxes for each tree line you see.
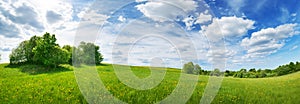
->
[183,61,300,78]
[9,32,103,67]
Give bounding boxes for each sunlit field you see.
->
[0,63,299,104]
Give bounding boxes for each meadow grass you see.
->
[0,63,299,103]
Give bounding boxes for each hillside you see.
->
[0,63,299,103]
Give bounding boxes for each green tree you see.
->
[234,68,247,78]
[193,64,202,75]
[249,68,256,73]
[258,71,267,78]
[74,42,103,65]
[9,35,41,64]
[9,41,28,64]
[49,46,70,66]
[25,35,41,63]
[212,68,221,76]
[224,70,232,77]
[62,45,73,64]
[33,32,69,67]
[183,62,194,74]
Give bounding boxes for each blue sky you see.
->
[0,0,299,70]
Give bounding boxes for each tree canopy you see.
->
[183,62,203,75]
[73,42,103,65]
[9,32,103,68]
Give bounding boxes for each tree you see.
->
[257,69,262,73]
[193,64,202,75]
[212,68,221,76]
[9,41,28,64]
[49,46,70,66]
[33,32,69,67]
[25,35,41,63]
[9,36,41,64]
[233,68,247,78]
[249,68,256,73]
[74,42,103,65]
[258,71,267,78]
[264,69,272,73]
[224,70,231,77]
[183,62,194,74]
[62,45,73,64]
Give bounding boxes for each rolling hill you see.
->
[0,63,299,104]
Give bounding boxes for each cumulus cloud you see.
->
[0,1,44,31]
[195,13,212,24]
[135,0,197,22]
[98,19,209,68]
[241,24,299,58]
[201,16,255,42]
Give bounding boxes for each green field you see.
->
[0,63,299,104]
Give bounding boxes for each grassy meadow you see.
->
[0,63,299,104]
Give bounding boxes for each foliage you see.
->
[183,62,194,74]
[211,68,222,76]
[193,64,202,75]
[32,33,69,67]
[62,45,74,65]
[73,42,103,65]
[274,62,300,76]
[9,41,28,64]
[26,35,41,63]
[231,62,300,78]
[9,32,104,68]
[224,70,235,77]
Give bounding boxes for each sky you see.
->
[0,0,300,70]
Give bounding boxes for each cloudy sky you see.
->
[0,0,300,70]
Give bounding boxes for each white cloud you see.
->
[198,16,255,69]
[98,19,209,68]
[118,16,126,22]
[290,45,298,51]
[201,16,255,42]
[135,0,197,22]
[182,16,195,30]
[207,48,236,63]
[241,24,299,58]
[77,9,110,25]
[0,0,89,63]
[195,13,212,24]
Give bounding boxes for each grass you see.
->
[0,63,299,103]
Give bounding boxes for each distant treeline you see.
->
[183,62,300,78]
[9,32,103,67]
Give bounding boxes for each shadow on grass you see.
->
[5,64,72,75]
